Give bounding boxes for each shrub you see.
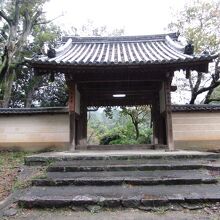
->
[100,134,121,145]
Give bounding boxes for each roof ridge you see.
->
[62,33,178,43]
[172,104,220,112]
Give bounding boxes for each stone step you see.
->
[18,183,220,208]
[32,169,217,186]
[47,159,220,172]
[24,151,220,166]
[80,144,166,151]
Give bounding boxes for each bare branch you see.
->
[197,81,220,95]
[214,56,220,79]
[194,72,203,92]
[23,11,29,32]
[188,72,194,91]
[0,30,8,40]
[35,14,63,25]
[0,10,11,25]
[30,10,43,28]
[13,0,20,26]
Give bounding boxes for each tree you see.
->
[0,0,48,107]
[169,0,220,104]
[120,106,151,140]
[9,23,63,108]
[67,20,124,37]
[26,22,123,108]
[2,18,124,108]
[88,106,152,145]
[104,106,151,141]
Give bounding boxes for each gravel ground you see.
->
[2,208,220,220]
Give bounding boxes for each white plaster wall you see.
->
[172,112,220,150]
[1,111,220,151]
[0,114,69,151]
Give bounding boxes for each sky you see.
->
[43,0,212,104]
[44,0,189,36]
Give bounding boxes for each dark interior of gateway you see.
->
[65,67,174,150]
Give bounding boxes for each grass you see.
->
[12,166,48,191]
[0,151,32,201]
[0,150,49,195]
[0,151,30,170]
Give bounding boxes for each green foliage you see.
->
[100,126,152,145]
[10,71,68,107]
[34,74,68,107]
[88,106,152,145]
[0,0,55,107]
[169,0,220,104]
[7,18,64,107]
[208,84,220,103]
[169,0,220,53]
[31,24,62,54]
[100,134,121,145]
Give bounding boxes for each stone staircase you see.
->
[18,151,220,209]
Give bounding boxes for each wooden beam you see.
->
[84,92,155,100]
[78,81,161,90]
[74,71,167,83]
[80,90,159,95]
[87,98,152,107]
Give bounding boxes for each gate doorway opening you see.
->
[87,106,152,149]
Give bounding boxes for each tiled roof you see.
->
[0,107,68,115]
[1,105,220,115]
[172,105,220,112]
[31,33,216,66]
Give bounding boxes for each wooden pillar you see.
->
[78,96,87,147]
[164,79,175,151]
[68,82,76,150]
[158,115,165,145]
[152,96,159,145]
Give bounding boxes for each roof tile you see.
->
[32,33,216,66]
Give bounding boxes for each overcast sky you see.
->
[44,0,189,36]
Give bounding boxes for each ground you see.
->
[1,208,220,220]
[0,151,30,201]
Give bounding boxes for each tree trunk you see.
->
[204,88,214,104]
[0,44,16,108]
[2,71,16,108]
[25,74,43,108]
[25,90,34,108]
[134,122,139,140]
[189,94,197,104]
